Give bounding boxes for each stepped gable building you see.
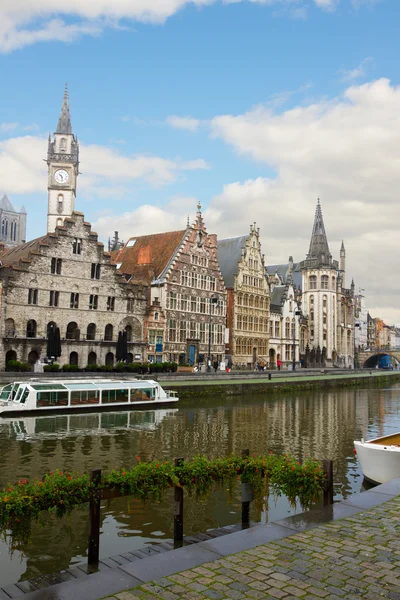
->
[47,85,79,233]
[0,194,27,247]
[217,224,269,368]
[267,258,307,369]
[112,203,227,366]
[0,212,147,369]
[300,200,355,367]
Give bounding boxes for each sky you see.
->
[0,0,399,325]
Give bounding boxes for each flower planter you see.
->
[177,366,194,373]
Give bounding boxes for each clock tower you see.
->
[47,84,79,233]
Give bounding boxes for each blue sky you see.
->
[0,0,399,323]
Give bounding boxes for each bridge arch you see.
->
[360,351,400,369]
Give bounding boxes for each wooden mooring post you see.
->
[174,458,184,547]
[88,468,102,566]
[323,459,334,506]
[241,449,253,528]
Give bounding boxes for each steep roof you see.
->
[0,236,49,268]
[217,235,249,288]
[266,262,302,291]
[270,285,287,314]
[0,194,16,213]
[112,230,187,284]
[56,84,73,134]
[307,200,331,265]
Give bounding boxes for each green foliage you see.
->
[0,454,325,552]
[43,363,60,372]
[84,364,98,372]
[62,364,80,372]
[6,360,31,372]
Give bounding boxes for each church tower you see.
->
[300,200,339,364]
[47,85,79,233]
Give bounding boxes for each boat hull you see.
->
[354,439,400,484]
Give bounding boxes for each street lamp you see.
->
[354,322,360,369]
[207,294,219,372]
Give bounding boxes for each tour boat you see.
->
[0,379,179,417]
[354,432,400,484]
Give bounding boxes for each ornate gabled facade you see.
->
[267,258,306,369]
[217,224,269,368]
[47,85,79,233]
[0,194,27,247]
[0,212,147,369]
[300,200,355,367]
[113,204,227,366]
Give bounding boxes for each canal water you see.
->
[0,383,399,586]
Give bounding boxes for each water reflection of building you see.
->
[0,386,397,584]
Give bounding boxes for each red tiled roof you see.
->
[112,230,186,284]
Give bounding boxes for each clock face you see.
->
[54,169,69,184]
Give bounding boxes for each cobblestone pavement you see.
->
[105,496,400,600]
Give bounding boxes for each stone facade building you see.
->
[300,201,355,367]
[267,261,306,369]
[0,194,27,247]
[217,224,269,368]
[0,212,147,369]
[112,204,227,366]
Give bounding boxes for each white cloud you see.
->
[166,116,201,132]
[0,123,20,133]
[0,135,208,195]
[94,77,400,325]
[0,0,343,52]
[339,57,374,82]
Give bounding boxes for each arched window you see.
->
[10,221,16,241]
[154,312,159,321]
[87,323,96,341]
[321,275,329,289]
[1,219,6,237]
[309,275,317,290]
[323,295,327,308]
[254,296,259,308]
[310,295,314,305]
[6,350,17,364]
[69,352,78,366]
[285,318,290,338]
[127,352,133,363]
[5,318,15,337]
[58,194,64,212]
[289,296,293,312]
[28,350,39,366]
[105,352,114,366]
[57,218,63,228]
[104,324,113,341]
[66,322,78,340]
[125,325,132,342]
[88,351,97,365]
[60,138,67,152]
[26,320,37,338]
[248,295,253,307]
[332,277,336,289]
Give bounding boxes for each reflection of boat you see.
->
[0,379,178,416]
[354,432,400,484]
[1,409,178,440]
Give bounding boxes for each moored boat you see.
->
[0,379,178,417]
[354,432,400,484]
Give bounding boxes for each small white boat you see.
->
[354,432,400,484]
[0,379,179,417]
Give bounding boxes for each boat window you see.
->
[11,384,20,401]
[20,388,29,404]
[101,388,129,404]
[70,390,99,405]
[32,384,66,391]
[36,391,69,407]
[0,384,13,400]
[130,388,155,402]
[14,386,26,403]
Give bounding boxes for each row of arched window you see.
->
[308,275,336,290]
[5,349,134,368]
[237,294,268,309]
[22,320,136,341]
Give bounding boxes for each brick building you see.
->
[112,204,227,366]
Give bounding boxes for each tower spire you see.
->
[56,83,72,134]
[307,199,331,266]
